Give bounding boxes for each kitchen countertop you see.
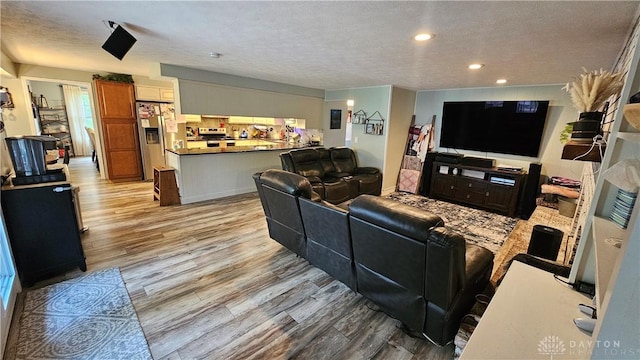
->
[167,143,314,156]
[186,137,284,141]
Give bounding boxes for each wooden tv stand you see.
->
[429,161,526,217]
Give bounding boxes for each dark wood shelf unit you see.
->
[37,106,75,156]
[429,161,526,217]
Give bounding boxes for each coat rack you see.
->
[352,109,367,124]
[364,110,384,135]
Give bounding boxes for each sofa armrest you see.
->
[355,167,380,175]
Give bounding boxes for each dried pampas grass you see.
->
[563,68,624,112]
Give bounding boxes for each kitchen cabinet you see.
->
[182,114,201,123]
[1,176,86,286]
[135,85,174,102]
[253,117,278,125]
[95,80,143,181]
[227,116,281,125]
[228,116,255,124]
[187,141,207,149]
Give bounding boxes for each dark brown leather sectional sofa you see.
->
[253,169,494,346]
[279,147,382,204]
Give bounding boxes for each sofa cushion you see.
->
[331,147,358,174]
[317,148,336,174]
[300,197,356,290]
[322,179,351,204]
[289,148,325,178]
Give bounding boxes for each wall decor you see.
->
[364,110,384,135]
[330,109,342,129]
[352,109,367,124]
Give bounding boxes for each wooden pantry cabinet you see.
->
[94,80,143,181]
[429,161,525,217]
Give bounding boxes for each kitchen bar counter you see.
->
[166,144,315,204]
[167,142,307,156]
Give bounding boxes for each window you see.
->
[81,89,94,129]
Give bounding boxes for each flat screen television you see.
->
[439,100,550,157]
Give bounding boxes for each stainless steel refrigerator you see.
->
[136,102,174,181]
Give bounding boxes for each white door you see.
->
[0,209,21,356]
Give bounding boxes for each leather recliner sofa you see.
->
[279,147,382,204]
[253,169,494,346]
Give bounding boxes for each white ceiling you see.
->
[1,1,639,91]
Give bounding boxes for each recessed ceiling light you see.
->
[468,64,484,70]
[414,33,434,41]
[210,52,222,59]
[496,79,507,84]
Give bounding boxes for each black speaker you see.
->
[419,152,438,196]
[517,162,542,219]
[460,156,495,168]
[434,152,463,164]
[527,225,564,261]
[102,25,137,60]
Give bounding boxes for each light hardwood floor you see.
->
[5,157,454,360]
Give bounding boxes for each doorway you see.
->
[25,78,102,176]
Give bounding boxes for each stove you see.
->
[199,128,227,140]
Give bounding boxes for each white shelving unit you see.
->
[568,22,640,356]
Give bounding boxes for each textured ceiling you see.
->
[1,1,639,91]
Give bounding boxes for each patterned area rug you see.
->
[15,268,152,360]
[385,192,519,254]
[490,206,573,283]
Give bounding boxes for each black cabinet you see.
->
[1,182,86,286]
[429,162,525,217]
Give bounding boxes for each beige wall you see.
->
[322,100,347,148]
[324,86,392,182]
[178,79,324,127]
[384,87,416,193]
[1,77,34,136]
[159,64,324,128]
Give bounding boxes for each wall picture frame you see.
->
[330,109,342,129]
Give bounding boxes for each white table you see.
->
[461,261,592,359]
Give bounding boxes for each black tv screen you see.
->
[439,100,549,157]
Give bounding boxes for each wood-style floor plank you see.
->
[4,157,455,360]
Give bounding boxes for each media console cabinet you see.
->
[429,161,525,217]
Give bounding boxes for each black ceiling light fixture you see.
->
[101,21,137,60]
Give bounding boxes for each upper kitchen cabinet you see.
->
[95,81,136,119]
[227,116,283,125]
[228,116,254,124]
[135,85,174,102]
[253,117,280,125]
